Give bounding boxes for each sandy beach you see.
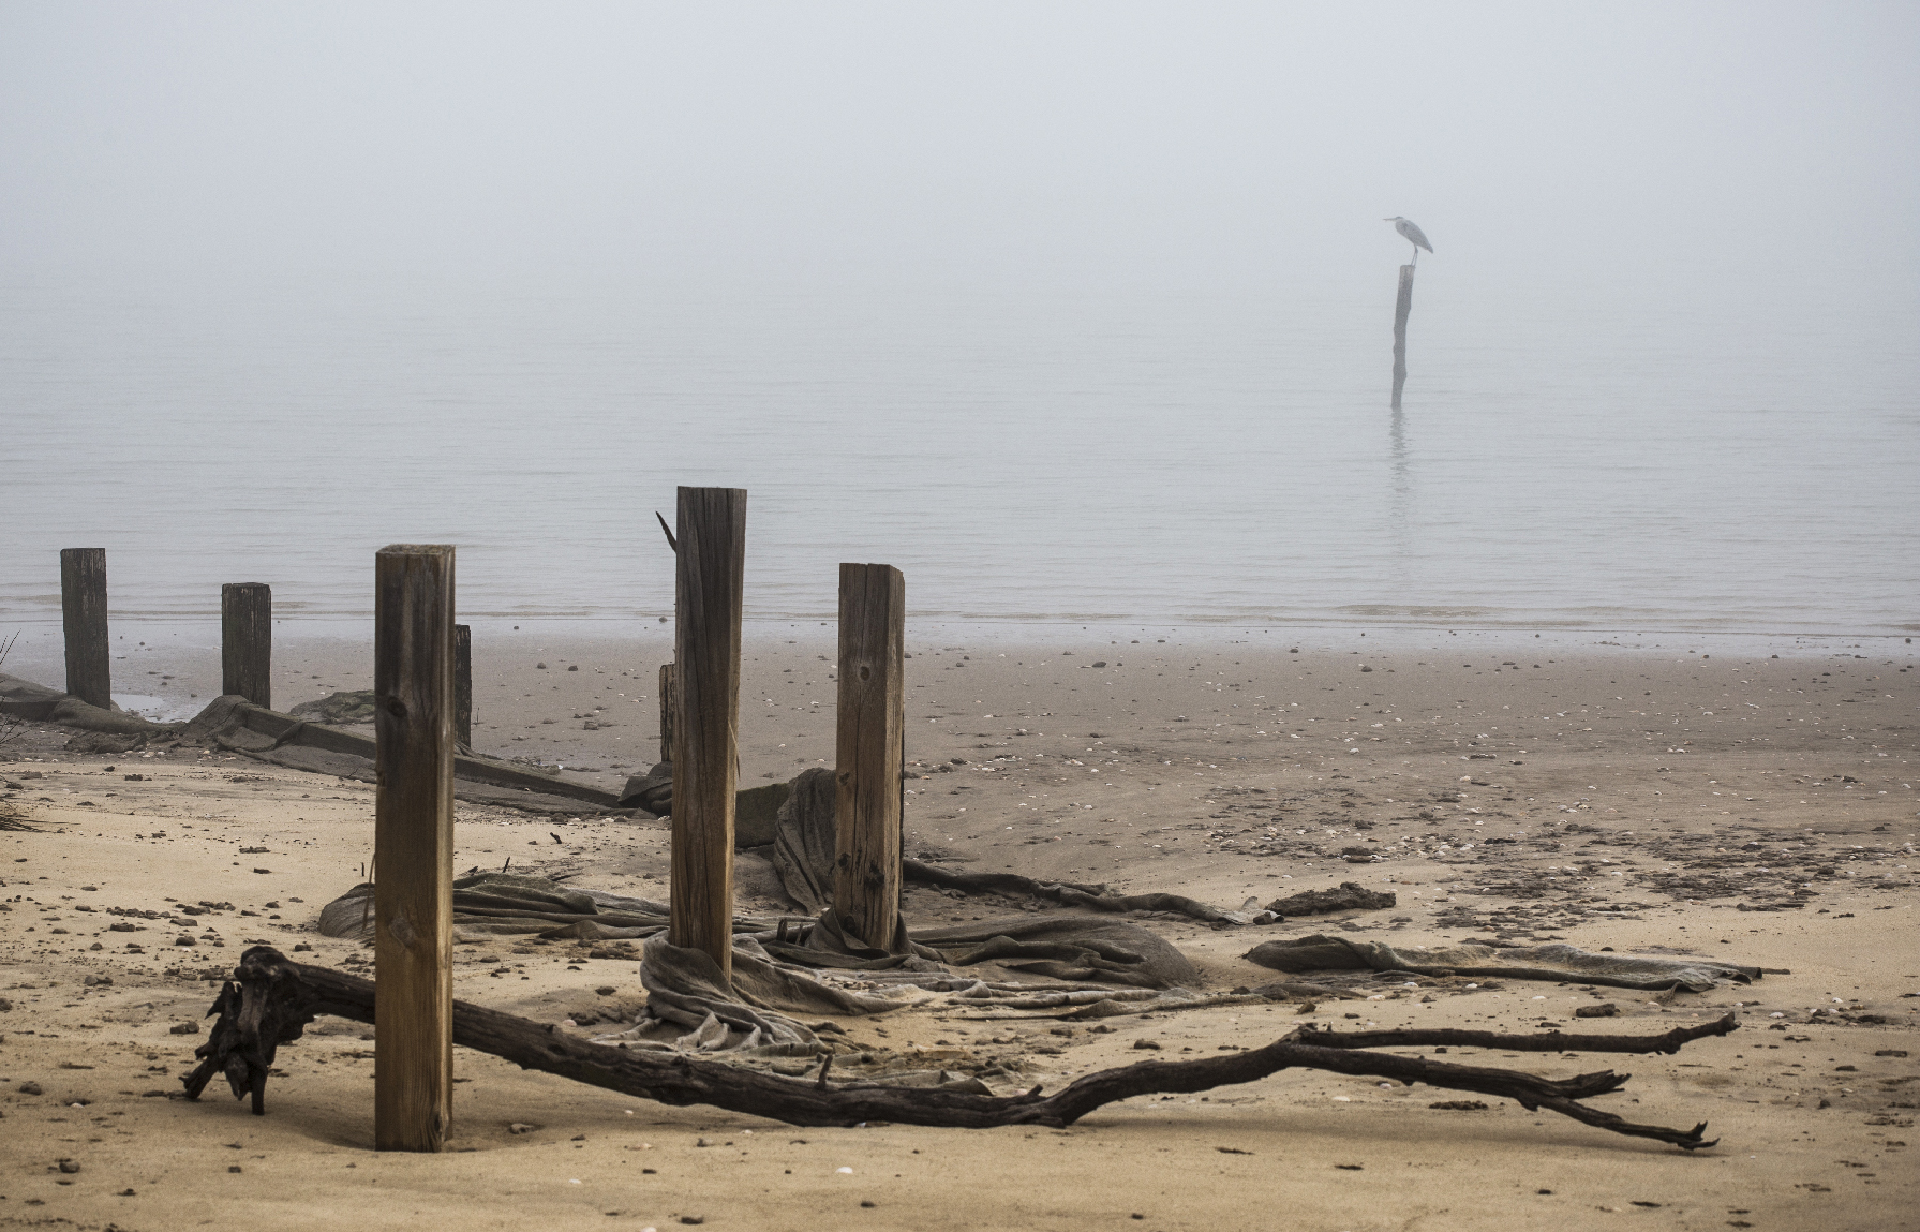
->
[2,630,1915,1231]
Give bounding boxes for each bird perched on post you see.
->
[1385,216,1433,264]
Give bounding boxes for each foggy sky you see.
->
[4,1,1917,300]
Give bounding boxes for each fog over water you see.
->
[4,4,1916,635]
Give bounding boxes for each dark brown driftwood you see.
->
[1295,1019,1735,1056]
[902,859,1246,925]
[184,947,1727,1149]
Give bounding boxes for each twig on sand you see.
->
[183,947,1727,1150]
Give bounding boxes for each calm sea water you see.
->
[3,270,1915,635]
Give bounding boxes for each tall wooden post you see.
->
[221,583,272,708]
[373,544,456,1153]
[657,662,676,765]
[669,488,746,983]
[59,548,110,709]
[832,564,906,949]
[453,624,473,749]
[1390,263,1415,410]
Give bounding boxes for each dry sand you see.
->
[2,628,1915,1231]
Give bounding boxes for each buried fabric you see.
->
[1242,935,1778,992]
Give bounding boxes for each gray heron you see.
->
[1385,216,1433,264]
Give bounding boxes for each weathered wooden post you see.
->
[373,544,456,1153]
[657,662,676,765]
[221,583,272,708]
[453,624,472,750]
[1390,263,1415,410]
[669,488,746,983]
[59,548,110,709]
[832,563,906,949]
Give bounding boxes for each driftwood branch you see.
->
[184,947,1725,1150]
[1295,1017,1737,1056]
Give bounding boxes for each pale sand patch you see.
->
[2,639,1914,1229]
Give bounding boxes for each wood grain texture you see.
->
[186,946,1732,1149]
[658,662,676,765]
[59,548,110,709]
[220,583,273,708]
[453,623,473,750]
[832,563,906,949]
[669,488,746,984]
[373,544,456,1152]
[1391,263,1415,410]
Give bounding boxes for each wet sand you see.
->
[2,631,1915,1230]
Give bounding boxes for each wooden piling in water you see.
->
[59,548,110,709]
[220,583,272,708]
[372,544,456,1153]
[832,563,906,949]
[1391,263,1415,410]
[453,624,473,750]
[669,488,747,983]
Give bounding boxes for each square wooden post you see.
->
[453,623,473,749]
[832,564,906,949]
[668,488,746,984]
[221,582,272,708]
[373,544,456,1152]
[60,548,110,709]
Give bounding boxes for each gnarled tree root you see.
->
[185,946,1729,1150]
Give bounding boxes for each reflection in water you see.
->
[1388,404,1411,566]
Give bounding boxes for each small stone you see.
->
[508,1123,538,1134]
[18,1081,44,1095]
[175,935,197,947]
[169,1021,201,1035]
[679,1217,705,1226]
[1132,1039,1161,1051]
[118,1188,136,1196]
[228,1165,242,1173]
[58,1159,81,1173]
[1575,1004,1619,1019]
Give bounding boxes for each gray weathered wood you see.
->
[669,488,747,984]
[373,544,456,1152]
[59,548,110,709]
[454,623,473,750]
[658,662,676,765]
[1391,263,1415,410]
[832,563,906,949]
[221,583,272,708]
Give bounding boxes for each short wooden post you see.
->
[832,564,906,949]
[59,548,110,709]
[1390,263,1415,410]
[221,583,272,708]
[669,488,746,983]
[657,662,676,765]
[373,544,456,1153]
[453,624,473,749]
